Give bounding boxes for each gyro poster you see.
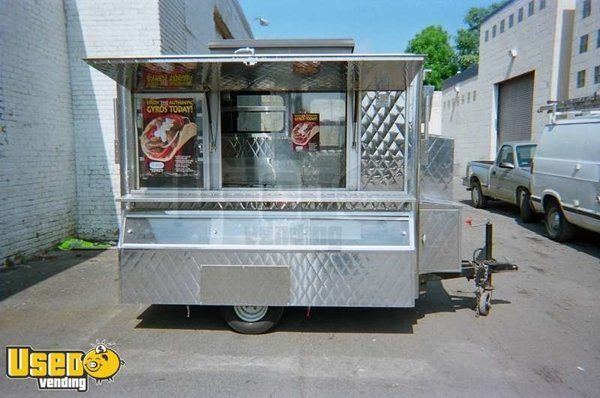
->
[139,98,200,187]
[292,113,320,152]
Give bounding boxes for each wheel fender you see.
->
[542,192,575,223]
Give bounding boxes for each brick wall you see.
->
[64,0,162,241]
[0,0,76,260]
[65,0,252,240]
[1,0,252,261]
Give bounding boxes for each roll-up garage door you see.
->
[497,72,534,144]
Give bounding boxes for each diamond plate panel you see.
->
[222,136,273,158]
[133,201,412,211]
[421,136,454,200]
[418,206,461,274]
[219,62,347,91]
[360,91,406,190]
[121,250,416,307]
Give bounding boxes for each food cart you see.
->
[85,40,517,333]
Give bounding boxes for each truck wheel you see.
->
[518,189,536,223]
[220,305,283,334]
[544,201,575,242]
[471,181,488,208]
[477,290,491,316]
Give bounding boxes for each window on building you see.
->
[467,92,471,103]
[583,0,591,18]
[492,25,497,38]
[500,19,505,33]
[485,30,489,42]
[577,70,586,88]
[597,29,600,48]
[540,0,546,10]
[518,7,524,22]
[509,14,514,28]
[461,95,465,104]
[528,1,535,16]
[594,66,600,85]
[580,34,589,53]
[473,91,477,101]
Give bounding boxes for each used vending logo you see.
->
[6,343,124,392]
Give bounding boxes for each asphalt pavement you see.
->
[1,179,599,397]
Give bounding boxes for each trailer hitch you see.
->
[461,221,518,316]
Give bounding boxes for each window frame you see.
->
[220,90,352,191]
[518,7,524,22]
[577,70,586,88]
[497,145,515,166]
[492,24,497,38]
[583,0,591,18]
[528,1,535,16]
[509,14,514,28]
[580,34,589,53]
[594,66,600,85]
[540,0,546,10]
[500,19,505,33]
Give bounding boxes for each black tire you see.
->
[220,306,283,334]
[544,200,575,242]
[518,188,536,223]
[470,180,488,208]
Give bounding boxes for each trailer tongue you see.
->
[85,39,517,333]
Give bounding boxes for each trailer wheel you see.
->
[220,306,283,334]
[471,180,488,208]
[477,290,491,316]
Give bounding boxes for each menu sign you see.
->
[140,63,195,90]
[139,98,199,187]
[292,113,320,152]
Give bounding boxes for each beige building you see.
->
[442,0,588,173]
[570,0,600,98]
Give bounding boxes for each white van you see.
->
[530,116,600,241]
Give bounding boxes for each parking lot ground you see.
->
[1,181,599,397]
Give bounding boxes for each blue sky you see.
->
[238,0,496,52]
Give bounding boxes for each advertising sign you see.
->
[139,98,199,187]
[140,63,195,90]
[292,113,320,152]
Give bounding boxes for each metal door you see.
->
[497,72,534,144]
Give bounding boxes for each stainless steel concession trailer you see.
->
[85,40,517,333]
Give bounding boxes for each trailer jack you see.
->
[461,221,518,316]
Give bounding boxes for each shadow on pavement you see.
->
[0,250,103,301]
[134,281,506,334]
[460,199,600,260]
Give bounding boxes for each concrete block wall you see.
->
[442,76,489,174]
[0,0,76,260]
[160,0,253,54]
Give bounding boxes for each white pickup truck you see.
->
[463,141,537,222]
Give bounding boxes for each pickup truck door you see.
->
[490,145,516,201]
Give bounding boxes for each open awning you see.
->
[84,53,424,92]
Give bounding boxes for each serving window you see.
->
[221,91,347,188]
[134,94,206,189]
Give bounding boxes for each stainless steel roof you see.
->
[84,53,424,92]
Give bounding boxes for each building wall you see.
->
[478,0,575,149]
[0,0,76,259]
[65,0,252,240]
[64,0,163,240]
[441,76,488,174]
[569,0,600,98]
[428,92,442,136]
